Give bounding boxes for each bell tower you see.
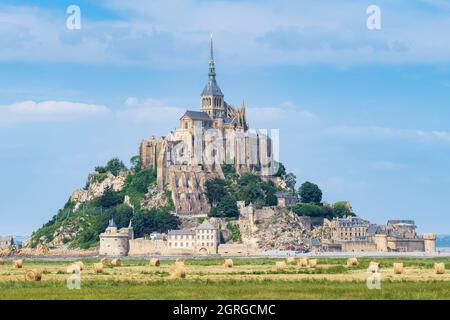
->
[200,35,225,119]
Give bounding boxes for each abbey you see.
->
[139,38,276,217]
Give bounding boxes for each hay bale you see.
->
[223,259,233,268]
[111,259,121,266]
[435,263,445,275]
[171,267,186,279]
[298,258,308,267]
[393,263,404,274]
[25,269,42,281]
[368,261,380,273]
[12,259,23,269]
[66,264,81,274]
[309,259,318,268]
[175,258,185,266]
[149,258,160,267]
[286,257,296,265]
[346,257,358,266]
[100,258,110,266]
[275,261,286,270]
[93,263,103,273]
[74,261,85,271]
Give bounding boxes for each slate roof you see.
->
[168,229,195,236]
[201,78,223,96]
[182,110,212,121]
[196,220,215,230]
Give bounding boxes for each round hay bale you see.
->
[171,267,186,279]
[435,263,445,275]
[393,263,404,274]
[346,257,358,266]
[12,259,23,269]
[286,257,296,265]
[175,258,185,266]
[149,258,160,267]
[93,263,103,274]
[111,259,121,266]
[298,258,308,267]
[25,269,42,282]
[275,261,286,270]
[67,264,81,274]
[100,258,110,266]
[223,259,233,268]
[309,259,318,268]
[74,261,85,271]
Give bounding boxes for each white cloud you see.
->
[247,102,316,129]
[1,1,450,66]
[117,97,185,123]
[0,100,110,125]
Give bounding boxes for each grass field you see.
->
[0,257,449,300]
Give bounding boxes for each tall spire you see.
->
[208,33,216,79]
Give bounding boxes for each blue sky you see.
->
[1,0,450,236]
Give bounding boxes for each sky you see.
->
[1,0,450,236]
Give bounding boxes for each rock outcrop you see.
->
[70,171,128,211]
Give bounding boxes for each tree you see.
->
[114,204,133,228]
[205,178,227,207]
[299,181,322,204]
[285,172,297,191]
[97,187,123,208]
[106,158,127,176]
[211,195,239,218]
[95,158,127,176]
[130,155,142,171]
[153,210,180,233]
[292,203,325,217]
[332,201,355,218]
[236,173,265,206]
[274,162,287,178]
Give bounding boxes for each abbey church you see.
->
[139,38,276,216]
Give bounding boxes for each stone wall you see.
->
[339,240,377,252]
[129,238,166,255]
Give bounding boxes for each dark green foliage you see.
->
[265,192,278,206]
[226,222,241,242]
[235,173,279,208]
[95,158,127,176]
[133,208,180,238]
[292,203,326,217]
[96,186,123,208]
[123,168,157,210]
[292,201,355,219]
[274,162,286,177]
[210,195,239,218]
[130,155,141,171]
[222,163,236,180]
[114,204,133,228]
[332,202,356,218]
[298,181,322,204]
[205,178,227,206]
